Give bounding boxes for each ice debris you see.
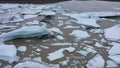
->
[24,15,38,19]
[39,10,56,16]
[109,55,120,64]
[47,47,75,61]
[0,26,51,42]
[17,46,27,52]
[107,60,118,68]
[56,35,65,40]
[49,27,63,35]
[0,45,19,63]
[86,54,105,68]
[51,43,72,46]
[64,25,80,29]
[69,30,90,40]
[104,24,120,41]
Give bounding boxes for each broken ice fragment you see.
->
[104,25,120,41]
[49,27,63,35]
[24,15,38,19]
[64,25,80,29]
[11,14,24,22]
[86,54,105,68]
[0,26,51,42]
[39,10,56,16]
[56,35,65,40]
[47,47,75,61]
[90,29,104,34]
[51,43,72,46]
[95,42,105,48]
[0,45,19,63]
[17,46,27,52]
[107,60,118,68]
[109,55,120,64]
[69,30,90,40]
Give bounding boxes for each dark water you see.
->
[0,0,119,4]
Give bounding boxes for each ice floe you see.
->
[0,26,51,42]
[109,55,120,64]
[47,47,75,61]
[69,30,90,40]
[104,24,120,41]
[0,45,19,63]
[56,35,65,40]
[17,46,27,52]
[49,27,63,35]
[24,15,38,19]
[50,43,72,46]
[86,54,105,68]
[13,61,59,68]
[90,29,104,34]
[107,60,118,68]
[64,25,80,29]
[39,10,56,16]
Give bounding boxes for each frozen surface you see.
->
[108,42,120,55]
[104,25,120,41]
[69,30,90,40]
[95,42,105,48]
[17,46,27,52]
[49,27,63,35]
[0,45,19,63]
[56,35,65,40]
[86,54,105,68]
[47,47,75,61]
[0,26,51,42]
[11,14,24,22]
[64,25,80,29]
[109,55,120,64]
[107,60,118,68]
[39,10,56,16]
[14,61,59,68]
[90,29,104,34]
[24,15,38,19]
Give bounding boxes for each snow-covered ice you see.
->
[0,45,19,63]
[109,55,120,64]
[86,54,105,68]
[0,26,51,42]
[17,46,27,52]
[69,30,90,40]
[106,60,118,68]
[47,47,75,61]
[104,25,120,41]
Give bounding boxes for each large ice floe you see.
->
[0,45,19,64]
[104,24,120,41]
[0,26,51,42]
[86,54,105,68]
[69,30,90,40]
[47,47,75,61]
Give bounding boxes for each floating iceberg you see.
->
[86,54,105,68]
[69,30,90,40]
[47,47,75,61]
[104,25,120,41]
[0,26,51,42]
[0,45,19,63]
[14,61,59,68]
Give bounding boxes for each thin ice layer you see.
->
[0,26,51,42]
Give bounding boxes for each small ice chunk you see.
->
[51,43,72,46]
[49,27,63,35]
[108,42,120,55]
[0,4,19,9]
[107,60,118,68]
[90,29,104,34]
[109,55,120,64]
[56,35,65,40]
[26,20,39,25]
[95,42,105,48]
[33,57,42,62]
[104,25,120,41]
[39,10,56,16]
[14,61,59,68]
[0,26,51,42]
[24,15,38,19]
[47,47,75,61]
[86,54,105,68]
[69,30,90,40]
[0,45,19,63]
[77,50,89,56]
[11,14,24,22]
[17,46,27,52]
[64,25,80,29]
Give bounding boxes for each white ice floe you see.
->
[86,54,105,68]
[81,11,120,17]
[51,43,72,46]
[49,27,63,35]
[56,35,65,40]
[0,25,17,31]
[0,4,19,9]
[24,15,38,19]
[95,42,105,48]
[17,46,27,52]
[109,55,120,64]
[26,20,39,25]
[77,50,89,56]
[0,26,51,42]
[107,60,118,68]
[13,61,59,68]
[33,57,42,62]
[39,10,56,16]
[0,45,19,63]
[47,47,75,61]
[90,29,104,34]
[104,25,120,41]
[69,30,90,40]
[108,42,120,55]
[64,25,80,29]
